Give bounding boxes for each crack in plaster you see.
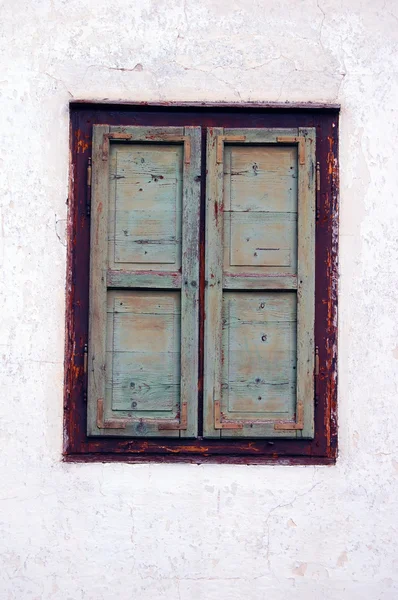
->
[55,214,67,247]
[264,481,322,572]
[317,0,327,53]
[172,61,243,99]
[101,65,144,73]
[182,0,189,32]
[382,0,398,24]
[44,72,73,98]
[335,71,347,101]
[79,63,164,99]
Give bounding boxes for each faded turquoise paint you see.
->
[222,292,297,416]
[108,291,181,417]
[109,145,183,269]
[87,126,201,437]
[204,128,316,439]
[88,125,314,439]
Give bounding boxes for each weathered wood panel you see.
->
[203,127,224,438]
[108,145,183,270]
[221,292,296,418]
[223,128,299,142]
[223,273,297,290]
[296,127,316,439]
[87,125,110,436]
[225,211,297,268]
[107,292,180,416]
[224,145,297,213]
[180,126,201,438]
[107,270,182,288]
[110,354,179,411]
[223,143,298,278]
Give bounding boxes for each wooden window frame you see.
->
[64,101,339,465]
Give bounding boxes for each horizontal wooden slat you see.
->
[110,126,185,138]
[224,320,295,353]
[226,352,296,377]
[111,295,181,314]
[223,128,298,143]
[107,270,182,288]
[226,382,294,414]
[105,291,181,427]
[223,292,297,322]
[223,274,297,290]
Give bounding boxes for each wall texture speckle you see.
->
[1,0,398,598]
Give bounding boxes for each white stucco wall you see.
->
[1,0,398,598]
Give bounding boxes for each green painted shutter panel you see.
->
[87,126,201,437]
[204,128,316,438]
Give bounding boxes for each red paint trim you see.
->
[64,104,339,464]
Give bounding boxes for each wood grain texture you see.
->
[107,291,181,420]
[223,273,297,290]
[180,127,201,438]
[203,127,224,438]
[226,212,296,268]
[223,131,298,284]
[223,128,298,143]
[295,127,316,438]
[107,270,182,288]
[222,293,296,416]
[223,145,297,213]
[219,292,298,439]
[109,125,185,139]
[108,144,183,271]
[87,125,110,436]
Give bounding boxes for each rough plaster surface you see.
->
[1,0,398,598]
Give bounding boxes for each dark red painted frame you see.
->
[64,101,339,465]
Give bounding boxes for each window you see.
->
[64,103,339,464]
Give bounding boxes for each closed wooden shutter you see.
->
[204,128,316,438]
[87,126,201,437]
